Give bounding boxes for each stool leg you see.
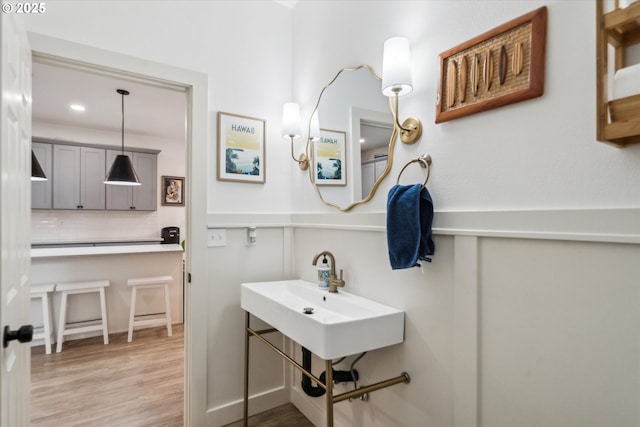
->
[99,287,109,345]
[128,287,137,343]
[41,293,52,355]
[164,283,172,337]
[56,292,67,353]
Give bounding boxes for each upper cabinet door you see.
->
[105,150,157,211]
[80,147,106,210]
[53,145,106,210]
[31,142,52,209]
[53,145,81,209]
[132,152,157,211]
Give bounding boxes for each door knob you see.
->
[3,325,33,348]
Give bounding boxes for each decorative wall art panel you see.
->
[435,6,547,123]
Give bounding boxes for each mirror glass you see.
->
[308,65,396,211]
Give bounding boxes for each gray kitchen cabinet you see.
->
[105,150,157,211]
[53,145,106,210]
[31,142,53,209]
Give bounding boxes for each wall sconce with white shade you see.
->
[309,110,320,142]
[104,89,141,186]
[382,36,423,144]
[282,102,309,170]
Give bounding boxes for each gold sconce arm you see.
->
[391,90,422,145]
[288,136,309,170]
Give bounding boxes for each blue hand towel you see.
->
[386,184,435,269]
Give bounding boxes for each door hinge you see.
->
[188,273,192,283]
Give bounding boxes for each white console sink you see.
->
[241,279,404,359]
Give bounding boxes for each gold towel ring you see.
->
[396,154,432,189]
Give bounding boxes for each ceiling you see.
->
[32,60,392,150]
[360,122,394,151]
[32,60,187,141]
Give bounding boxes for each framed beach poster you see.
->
[217,111,266,183]
[314,129,347,186]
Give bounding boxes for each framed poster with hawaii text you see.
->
[217,111,266,183]
[313,129,347,186]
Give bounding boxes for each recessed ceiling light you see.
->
[70,104,86,112]
[360,138,365,144]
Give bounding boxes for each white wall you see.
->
[287,217,640,427]
[292,0,640,213]
[25,0,295,215]
[205,226,290,424]
[25,2,640,427]
[285,1,640,427]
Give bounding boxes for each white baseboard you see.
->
[291,385,328,427]
[290,383,357,427]
[206,386,289,427]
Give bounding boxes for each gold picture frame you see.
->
[217,111,266,184]
[313,129,347,187]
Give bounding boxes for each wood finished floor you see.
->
[31,325,184,427]
[221,403,314,427]
[31,324,314,426]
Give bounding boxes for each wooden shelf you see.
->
[604,2,640,33]
[597,0,640,147]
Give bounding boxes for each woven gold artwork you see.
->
[441,23,532,111]
[435,7,547,123]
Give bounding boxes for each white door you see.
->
[1,12,33,427]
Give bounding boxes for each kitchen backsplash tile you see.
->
[32,211,160,244]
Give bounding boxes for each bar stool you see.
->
[127,275,173,342]
[30,283,56,355]
[56,280,110,353]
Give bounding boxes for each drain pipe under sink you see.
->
[301,347,359,398]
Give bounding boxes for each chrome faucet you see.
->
[312,250,345,293]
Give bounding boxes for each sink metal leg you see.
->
[243,311,250,427]
[244,310,409,427]
[325,359,333,427]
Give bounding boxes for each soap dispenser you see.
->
[317,255,330,289]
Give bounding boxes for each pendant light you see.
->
[104,89,141,186]
[31,150,47,181]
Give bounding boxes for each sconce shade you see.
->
[282,102,302,139]
[31,150,47,181]
[310,111,320,142]
[382,36,413,97]
[104,154,141,186]
[105,89,141,186]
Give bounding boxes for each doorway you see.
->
[27,33,209,426]
[30,54,188,425]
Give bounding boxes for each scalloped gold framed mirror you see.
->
[307,65,397,211]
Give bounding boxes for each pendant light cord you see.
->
[121,91,125,155]
[117,88,129,155]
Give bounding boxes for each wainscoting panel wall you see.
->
[206,210,640,427]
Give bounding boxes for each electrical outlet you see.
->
[207,228,227,247]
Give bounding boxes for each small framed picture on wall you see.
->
[161,176,185,206]
[217,111,266,184]
[313,129,347,186]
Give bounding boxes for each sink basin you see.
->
[241,279,404,359]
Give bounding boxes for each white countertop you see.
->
[31,243,183,258]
